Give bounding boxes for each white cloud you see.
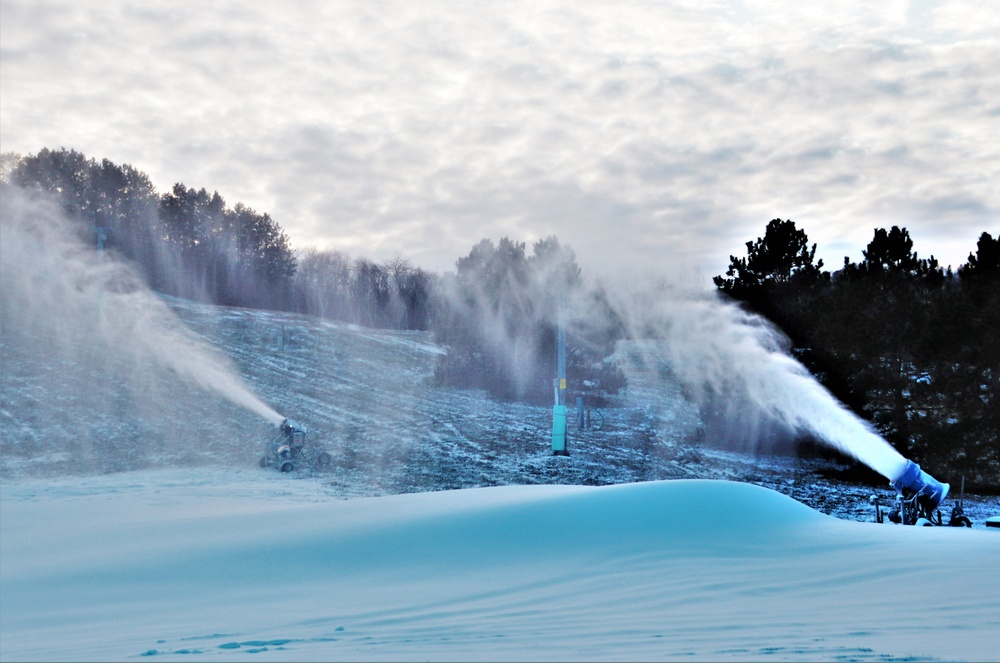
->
[2,0,997,279]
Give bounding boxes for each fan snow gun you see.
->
[259,418,331,473]
[869,460,970,527]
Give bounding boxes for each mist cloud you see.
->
[0,186,284,426]
[2,0,996,280]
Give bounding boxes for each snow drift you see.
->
[2,471,997,662]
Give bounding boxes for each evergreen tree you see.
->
[713,218,831,396]
[959,232,1000,292]
[713,218,825,300]
[10,149,297,310]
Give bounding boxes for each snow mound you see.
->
[3,471,997,662]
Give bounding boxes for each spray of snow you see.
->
[432,241,907,481]
[598,282,908,481]
[0,186,284,426]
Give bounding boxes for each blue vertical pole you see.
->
[94,223,109,316]
[552,312,569,456]
[94,225,109,260]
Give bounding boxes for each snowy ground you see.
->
[2,469,998,662]
[3,298,1000,661]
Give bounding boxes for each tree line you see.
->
[2,148,435,325]
[294,250,434,331]
[715,219,999,487]
[5,148,297,309]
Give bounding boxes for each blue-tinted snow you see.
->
[2,470,998,661]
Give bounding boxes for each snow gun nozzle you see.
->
[890,460,950,512]
[278,418,306,436]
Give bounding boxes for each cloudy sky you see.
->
[2,0,997,282]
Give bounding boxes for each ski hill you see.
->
[3,296,1000,662]
[2,295,997,522]
[2,294,704,491]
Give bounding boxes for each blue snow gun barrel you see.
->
[890,460,950,512]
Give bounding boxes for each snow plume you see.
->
[0,186,284,427]
[434,237,624,403]
[604,282,908,481]
[431,238,909,481]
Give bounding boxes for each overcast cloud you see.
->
[2,0,997,281]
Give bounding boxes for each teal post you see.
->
[94,226,109,258]
[552,314,569,455]
[94,223,110,316]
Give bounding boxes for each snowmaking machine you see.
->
[869,460,971,527]
[259,419,331,472]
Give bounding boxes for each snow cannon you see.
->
[881,460,950,525]
[259,418,331,473]
[891,460,950,512]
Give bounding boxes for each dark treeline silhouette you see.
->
[158,183,297,308]
[716,219,1000,488]
[4,148,436,325]
[6,148,296,309]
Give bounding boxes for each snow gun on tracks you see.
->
[869,460,971,527]
[259,418,332,473]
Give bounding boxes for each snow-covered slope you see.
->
[4,295,996,522]
[0,294,704,491]
[2,470,997,662]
